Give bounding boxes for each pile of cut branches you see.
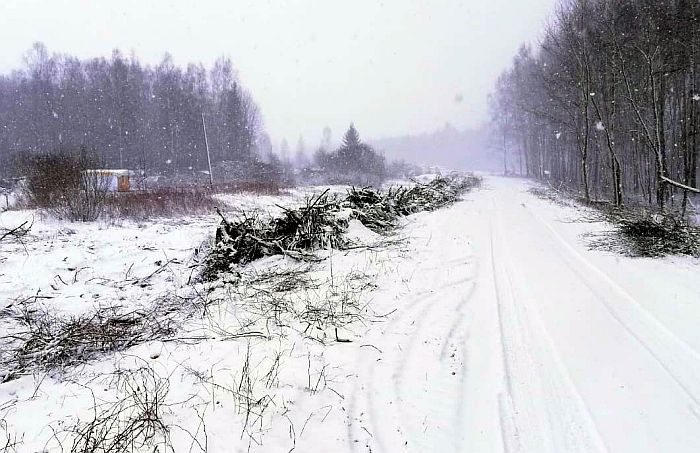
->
[527,185,575,207]
[343,187,398,232]
[528,181,700,257]
[589,210,700,257]
[342,174,482,232]
[205,174,481,279]
[204,190,349,278]
[392,173,481,216]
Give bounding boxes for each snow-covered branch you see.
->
[661,176,700,194]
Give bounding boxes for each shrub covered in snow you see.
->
[17,151,109,221]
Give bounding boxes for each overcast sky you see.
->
[0,0,555,146]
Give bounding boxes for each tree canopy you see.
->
[0,43,263,176]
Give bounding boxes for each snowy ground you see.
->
[0,190,307,320]
[2,176,700,452]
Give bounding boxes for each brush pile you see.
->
[343,187,397,232]
[205,189,349,278]
[590,211,700,257]
[393,173,481,215]
[205,173,481,279]
[342,174,482,232]
[527,185,575,207]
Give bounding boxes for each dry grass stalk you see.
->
[0,304,177,382]
[68,365,183,453]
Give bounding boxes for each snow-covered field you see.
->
[1,176,700,452]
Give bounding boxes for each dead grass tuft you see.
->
[0,304,176,382]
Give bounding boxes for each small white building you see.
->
[86,169,133,192]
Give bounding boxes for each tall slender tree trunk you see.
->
[652,72,669,209]
[580,89,592,201]
[503,130,508,175]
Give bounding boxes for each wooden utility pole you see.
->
[201,112,214,187]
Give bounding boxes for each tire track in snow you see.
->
[347,292,446,452]
[489,201,609,453]
[350,281,475,452]
[438,279,478,361]
[347,209,478,452]
[523,201,700,407]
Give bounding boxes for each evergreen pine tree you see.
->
[342,123,361,149]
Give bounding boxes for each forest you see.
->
[0,43,261,176]
[490,0,700,214]
[0,43,396,187]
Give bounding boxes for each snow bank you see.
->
[344,218,381,243]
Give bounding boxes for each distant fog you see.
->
[371,123,499,172]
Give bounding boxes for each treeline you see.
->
[491,0,700,213]
[0,43,261,176]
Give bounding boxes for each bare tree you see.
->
[491,0,700,213]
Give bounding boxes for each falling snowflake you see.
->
[693,94,700,101]
[166,159,172,164]
[595,121,605,131]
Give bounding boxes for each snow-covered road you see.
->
[337,176,700,453]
